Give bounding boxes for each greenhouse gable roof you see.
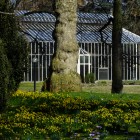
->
[16,10,140,44]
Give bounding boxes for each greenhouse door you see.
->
[99,68,109,80]
[77,48,91,82]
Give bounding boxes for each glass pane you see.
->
[85,43,88,52]
[85,56,88,63]
[50,42,54,54]
[99,68,108,80]
[80,65,84,82]
[85,65,88,75]
[80,56,84,63]
[39,55,43,81]
[32,42,36,54]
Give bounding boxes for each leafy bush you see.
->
[0,1,28,92]
[0,40,10,112]
[97,80,108,86]
[123,80,140,85]
[85,73,95,83]
[0,1,28,111]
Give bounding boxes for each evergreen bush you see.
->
[85,73,95,83]
[0,1,28,111]
[0,1,28,92]
[0,40,10,112]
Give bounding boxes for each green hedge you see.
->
[0,40,10,112]
[1,91,140,139]
[85,73,95,83]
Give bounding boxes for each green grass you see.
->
[82,84,140,94]
[63,91,140,101]
[19,82,43,91]
[19,81,140,94]
[104,135,138,140]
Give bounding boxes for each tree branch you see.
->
[0,11,15,15]
[98,17,113,44]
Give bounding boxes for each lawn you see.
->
[19,81,140,94]
[82,84,140,94]
[19,82,43,92]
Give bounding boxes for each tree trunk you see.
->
[112,0,123,93]
[48,0,81,92]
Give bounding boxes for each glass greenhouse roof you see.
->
[16,10,140,44]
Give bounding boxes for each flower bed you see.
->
[0,90,140,139]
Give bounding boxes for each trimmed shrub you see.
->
[0,40,10,112]
[85,73,95,83]
[0,1,28,92]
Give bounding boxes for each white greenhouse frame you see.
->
[23,41,140,82]
[17,11,140,82]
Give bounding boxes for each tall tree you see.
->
[112,0,123,93]
[47,0,82,92]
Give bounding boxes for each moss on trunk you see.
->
[50,72,81,92]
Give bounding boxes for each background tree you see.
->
[122,0,140,35]
[112,0,123,93]
[15,0,88,12]
[46,0,82,92]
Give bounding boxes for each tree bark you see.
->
[112,0,123,93]
[48,0,82,92]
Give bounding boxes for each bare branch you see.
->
[0,11,15,15]
[98,17,113,44]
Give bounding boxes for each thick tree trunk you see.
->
[48,0,81,92]
[112,0,123,93]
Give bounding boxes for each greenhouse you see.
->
[17,11,140,82]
